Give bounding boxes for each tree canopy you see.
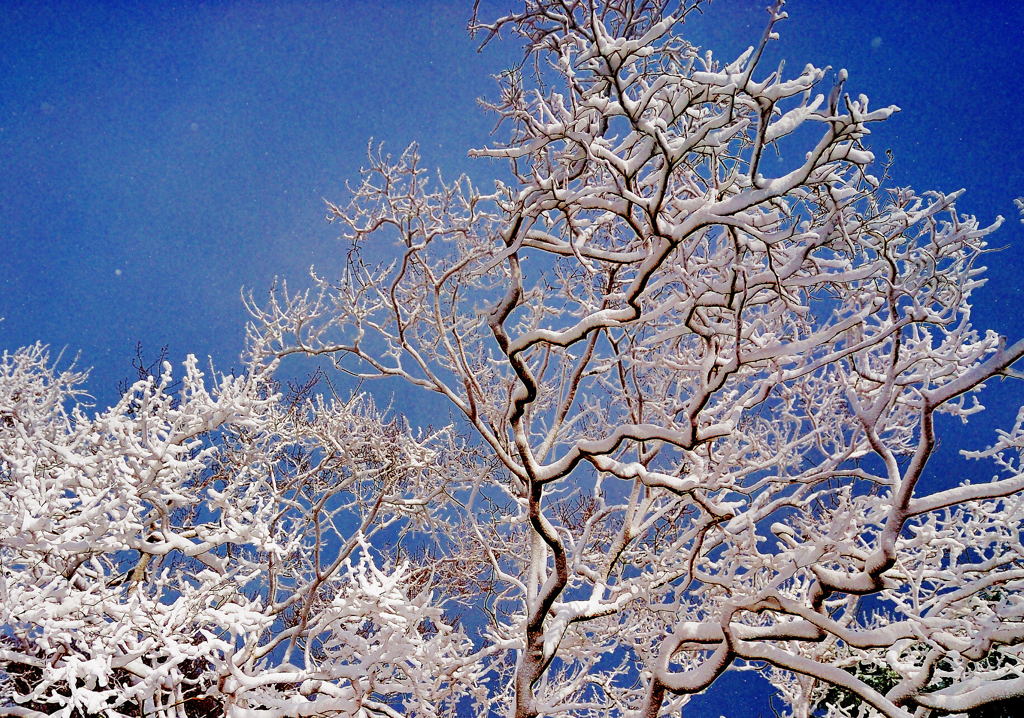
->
[3,2,1024,717]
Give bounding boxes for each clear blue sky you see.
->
[2,2,1023,714]
[2,1,1022,408]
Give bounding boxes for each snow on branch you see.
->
[247,1,1024,715]
[8,0,1023,717]
[0,346,484,716]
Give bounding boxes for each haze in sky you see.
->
[2,1,1023,714]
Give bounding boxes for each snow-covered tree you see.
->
[0,343,482,716]
[247,1,1024,717]
[6,2,1024,717]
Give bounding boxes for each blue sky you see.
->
[2,1,1022,410]
[2,1,520,409]
[2,1,1023,714]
